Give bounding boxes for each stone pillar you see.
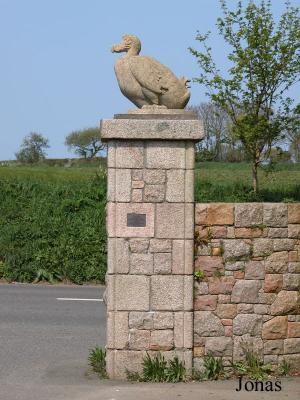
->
[101,108,203,379]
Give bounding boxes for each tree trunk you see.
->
[252,160,258,193]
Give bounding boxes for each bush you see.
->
[0,170,107,284]
[88,346,108,378]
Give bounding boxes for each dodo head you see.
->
[111,34,141,56]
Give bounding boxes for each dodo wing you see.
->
[129,56,176,94]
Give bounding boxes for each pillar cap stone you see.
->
[100,110,204,141]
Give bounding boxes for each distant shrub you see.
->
[0,172,107,284]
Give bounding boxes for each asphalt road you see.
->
[0,283,106,400]
[1,283,299,400]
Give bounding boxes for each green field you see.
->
[0,162,299,284]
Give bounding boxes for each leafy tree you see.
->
[190,0,300,192]
[190,102,230,161]
[15,132,49,164]
[65,127,105,159]
[286,105,300,162]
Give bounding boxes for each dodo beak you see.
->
[111,42,127,53]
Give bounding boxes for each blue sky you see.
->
[0,0,299,160]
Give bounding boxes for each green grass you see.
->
[195,162,300,202]
[0,161,299,283]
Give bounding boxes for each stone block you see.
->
[184,276,193,311]
[215,304,237,319]
[268,228,288,238]
[206,203,234,225]
[185,169,194,203]
[107,141,116,168]
[218,294,231,304]
[107,238,116,274]
[131,180,144,189]
[109,350,145,379]
[208,276,235,295]
[288,262,300,273]
[288,204,300,223]
[156,203,184,239]
[185,203,194,239]
[149,239,172,253]
[107,311,129,349]
[223,239,251,260]
[195,281,209,295]
[253,239,273,257]
[231,280,261,303]
[153,312,174,329]
[132,169,143,180]
[225,261,245,271]
[144,184,165,202]
[132,189,143,202]
[288,322,300,338]
[194,347,205,357]
[130,253,153,275]
[194,311,224,337]
[222,319,233,326]
[146,141,185,169]
[115,238,130,273]
[273,238,294,251]
[195,256,224,277]
[166,169,185,202]
[129,312,154,330]
[235,203,263,227]
[289,251,299,262]
[270,290,300,315]
[107,168,115,201]
[115,169,131,201]
[143,169,165,184]
[263,340,283,354]
[115,203,155,238]
[174,312,193,348]
[264,274,283,293]
[194,295,217,311]
[211,226,227,239]
[254,304,270,315]
[264,355,278,364]
[234,227,264,238]
[115,141,144,168]
[150,330,174,350]
[115,275,150,311]
[106,202,116,237]
[263,203,288,227]
[129,238,149,253]
[151,276,184,311]
[288,224,300,238]
[172,239,194,275]
[265,259,288,274]
[245,261,265,280]
[154,253,172,274]
[237,304,254,313]
[262,316,288,339]
[129,329,150,350]
[195,204,207,225]
[185,142,195,169]
[283,274,300,290]
[233,314,262,336]
[205,337,233,356]
[284,338,300,354]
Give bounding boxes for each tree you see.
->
[190,0,300,192]
[65,127,105,159]
[286,104,300,162]
[190,102,230,161]
[15,132,49,164]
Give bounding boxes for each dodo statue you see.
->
[111,34,190,109]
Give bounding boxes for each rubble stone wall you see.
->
[194,203,300,373]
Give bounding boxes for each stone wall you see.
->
[194,203,300,373]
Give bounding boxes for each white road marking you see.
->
[56,297,103,302]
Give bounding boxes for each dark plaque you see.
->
[127,213,146,227]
